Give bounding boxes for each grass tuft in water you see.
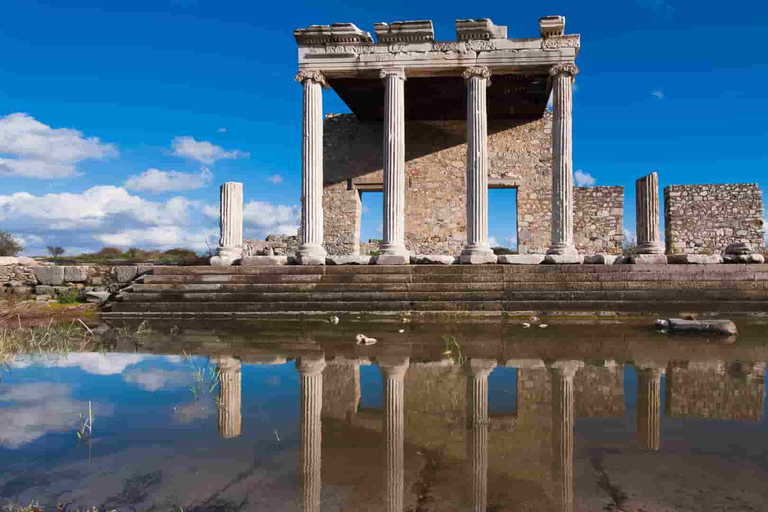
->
[441,334,465,366]
[0,320,94,367]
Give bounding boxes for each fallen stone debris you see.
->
[655,318,738,336]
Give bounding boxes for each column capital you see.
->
[549,360,584,380]
[296,356,326,376]
[549,62,579,78]
[465,358,497,377]
[463,66,492,82]
[295,69,329,89]
[379,67,406,81]
[212,356,242,372]
[378,356,410,377]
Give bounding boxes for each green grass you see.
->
[0,321,94,366]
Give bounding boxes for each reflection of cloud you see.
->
[0,383,113,448]
[11,353,147,375]
[123,368,192,392]
[174,401,214,424]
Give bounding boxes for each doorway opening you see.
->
[487,186,518,252]
[488,367,518,416]
[359,189,383,255]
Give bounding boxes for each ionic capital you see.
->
[465,358,497,378]
[462,66,492,82]
[294,69,329,89]
[549,63,579,78]
[549,360,584,380]
[378,356,410,377]
[379,68,407,81]
[296,356,327,376]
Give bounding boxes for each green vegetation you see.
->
[0,230,23,257]
[46,245,65,264]
[37,246,207,266]
[441,334,465,366]
[622,233,637,257]
[57,288,82,305]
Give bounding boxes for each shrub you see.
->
[97,247,123,257]
[46,245,65,264]
[622,233,637,257]
[57,288,81,304]
[0,230,23,257]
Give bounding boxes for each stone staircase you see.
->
[100,264,768,318]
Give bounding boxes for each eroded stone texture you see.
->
[244,235,300,256]
[664,184,765,255]
[573,363,624,417]
[573,187,623,255]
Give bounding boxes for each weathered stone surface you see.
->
[543,254,583,264]
[666,318,738,336]
[0,257,19,266]
[35,285,55,295]
[297,253,326,266]
[327,255,374,265]
[241,256,289,266]
[630,254,668,265]
[411,254,455,265]
[86,291,111,304]
[244,235,300,257]
[498,254,545,265]
[574,187,624,255]
[635,172,664,254]
[36,266,64,285]
[664,184,765,255]
[17,256,38,266]
[63,266,89,283]
[461,253,498,265]
[667,254,723,265]
[724,242,753,255]
[723,253,765,264]
[113,266,139,283]
[377,253,410,265]
[583,254,620,265]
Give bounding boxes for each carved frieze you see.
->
[430,41,464,53]
[326,44,375,55]
[542,35,580,50]
[388,43,407,54]
[455,18,507,40]
[374,20,434,43]
[467,39,497,52]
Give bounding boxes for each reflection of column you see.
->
[379,357,409,512]
[637,367,663,451]
[466,359,496,512]
[550,361,582,512]
[210,182,243,266]
[297,356,326,512]
[295,70,328,265]
[216,356,242,439]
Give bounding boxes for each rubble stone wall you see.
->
[243,234,300,256]
[574,364,625,417]
[664,184,765,254]
[0,264,152,298]
[573,187,624,255]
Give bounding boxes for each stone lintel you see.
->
[455,18,507,41]
[667,254,724,265]
[294,23,373,45]
[539,15,565,38]
[374,20,434,43]
[630,254,668,265]
[498,254,546,265]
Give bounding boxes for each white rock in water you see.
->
[654,319,669,329]
[329,315,339,325]
[356,334,377,345]
[522,323,531,328]
[538,324,548,329]
[398,329,405,333]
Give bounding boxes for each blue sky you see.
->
[0,0,766,254]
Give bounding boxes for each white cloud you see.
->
[574,169,596,187]
[243,200,299,230]
[652,90,665,99]
[11,353,148,375]
[95,225,217,250]
[376,223,383,235]
[361,204,371,214]
[488,236,497,247]
[171,136,249,164]
[217,127,227,133]
[0,113,118,178]
[124,167,213,194]
[506,234,517,249]
[122,368,192,392]
[268,174,283,184]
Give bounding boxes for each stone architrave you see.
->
[210,182,244,266]
[550,360,582,512]
[297,356,326,512]
[461,66,497,265]
[295,70,329,266]
[465,359,496,512]
[215,356,242,439]
[377,68,409,266]
[378,357,410,512]
[637,367,663,451]
[545,63,581,264]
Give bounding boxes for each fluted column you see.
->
[465,359,496,512]
[546,63,580,263]
[461,66,497,264]
[378,68,409,265]
[295,70,328,265]
[378,357,409,512]
[637,367,663,451]
[550,361,582,512]
[635,172,664,254]
[210,182,243,266]
[215,356,242,438]
[297,356,326,512]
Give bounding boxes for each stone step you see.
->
[133,282,508,293]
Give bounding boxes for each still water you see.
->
[1,320,767,511]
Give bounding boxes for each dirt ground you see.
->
[0,298,99,328]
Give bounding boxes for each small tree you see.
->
[46,245,65,264]
[0,230,23,257]
[622,233,638,257]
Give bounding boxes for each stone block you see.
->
[0,257,19,266]
[35,285,55,296]
[241,256,289,266]
[10,286,32,296]
[724,242,753,255]
[584,254,620,265]
[460,253,498,265]
[297,253,326,266]
[543,254,583,264]
[86,291,111,304]
[376,254,410,265]
[723,254,765,264]
[63,266,89,283]
[666,318,738,336]
[91,276,104,285]
[630,254,668,265]
[113,266,139,283]
[498,254,545,265]
[36,266,64,285]
[668,254,723,265]
[17,256,38,266]
[411,254,455,265]
[327,255,374,265]
[53,286,70,296]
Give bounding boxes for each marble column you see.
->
[297,356,326,512]
[637,367,663,451]
[295,70,328,266]
[216,356,242,439]
[633,172,666,264]
[461,66,497,264]
[465,359,496,512]
[546,63,581,264]
[377,68,409,265]
[550,361,582,512]
[379,357,409,512]
[210,182,243,266]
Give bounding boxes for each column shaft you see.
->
[380,358,409,512]
[298,358,326,512]
[210,182,243,266]
[378,69,409,265]
[637,367,663,451]
[547,64,579,260]
[551,361,581,512]
[216,357,242,439]
[461,67,496,264]
[296,70,327,265]
[465,360,495,512]
[635,172,663,254]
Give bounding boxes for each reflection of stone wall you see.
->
[573,187,624,255]
[664,184,765,254]
[666,361,766,421]
[574,363,624,417]
[322,362,360,422]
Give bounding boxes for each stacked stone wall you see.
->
[243,234,300,256]
[573,187,624,255]
[573,363,624,417]
[664,184,765,255]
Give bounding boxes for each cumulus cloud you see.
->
[268,174,283,184]
[0,113,118,178]
[122,368,192,392]
[171,136,249,164]
[241,200,300,232]
[574,169,596,187]
[95,225,218,249]
[11,353,148,375]
[652,90,665,99]
[124,167,213,194]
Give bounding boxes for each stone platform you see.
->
[100,264,768,319]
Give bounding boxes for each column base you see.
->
[297,244,327,266]
[544,243,582,264]
[210,246,243,266]
[636,242,664,255]
[461,245,497,265]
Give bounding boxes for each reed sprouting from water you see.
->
[0,320,94,367]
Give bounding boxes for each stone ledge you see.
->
[241,256,292,266]
[498,254,545,265]
[326,255,374,265]
[668,254,723,265]
[584,254,621,265]
[411,254,456,265]
[543,254,583,264]
[723,254,765,264]
[630,254,668,265]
